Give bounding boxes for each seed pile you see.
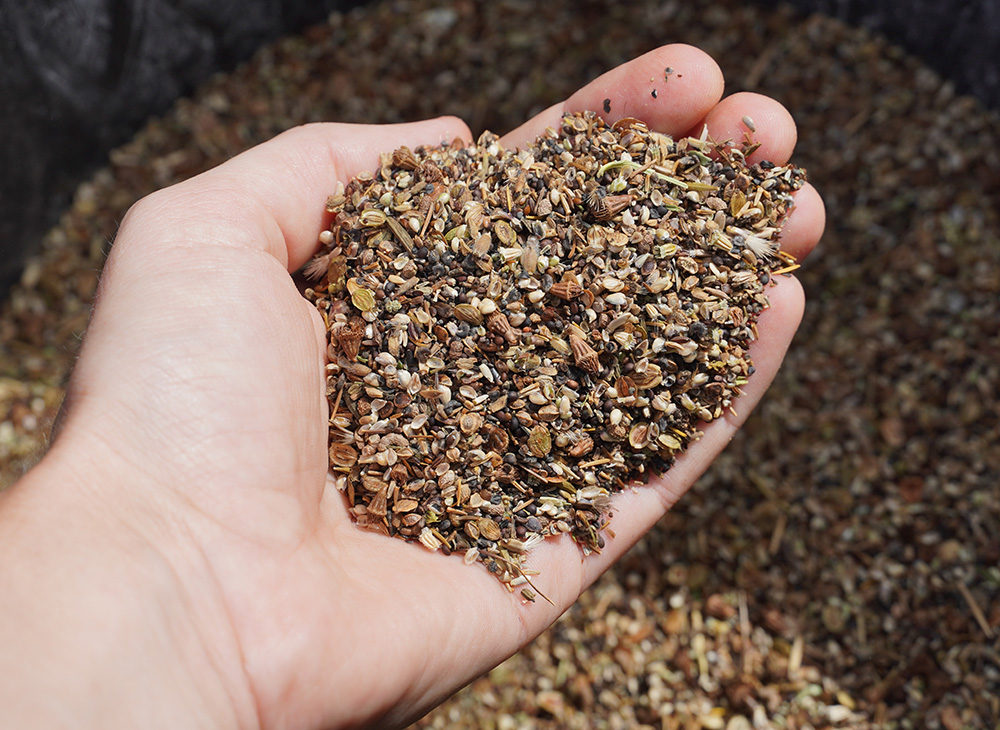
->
[307,111,804,591]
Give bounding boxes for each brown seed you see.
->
[368,487,388,518]
[604,422,628,442]
[520,236,540,274]
[615,375,637,398]
[385,216,414,252]
[549,280,583,300]
[478,517,502,542]
[630,367,663,390]
[394,498,419,513]
[326,255,348,293]
[567,434,594,457]
[484,423,510,453]
[459,411,484,434]
[586,191,633,221]
[628,422,651,449]
[329,443,359,469]
[569,333,601,373]
[527,426,552,457]
[472,232,492,257]
[418,160,444,182]
[536,404,561,422]
[485,311,517,343]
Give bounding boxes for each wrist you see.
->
[0,436,258,730]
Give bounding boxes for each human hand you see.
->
[0,44,823,730]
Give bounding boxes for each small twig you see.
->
[956,581,995,638]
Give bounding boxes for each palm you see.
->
[63,45,823,730]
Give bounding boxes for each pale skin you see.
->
[0,45,824,730]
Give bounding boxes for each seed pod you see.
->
[548,280,583,300]
[418,527,442,551]
[333,316,365,360]
[630,364,663,390]
[569,333,601,373]
[394,498,419,513]
[418,160,444,182]
[586,191,633,221]
[484,424,510,453]
[472,232,492,257]
[485,311,517,343]
[604,422,628,442]
[367,487,388,517]
[628,422,651,449]
[391,145,420,170]
[465,202,486,233]
[520,236,540,274]
[527,425,552,457]
[615,375,638,398]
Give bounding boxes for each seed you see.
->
[628,423,651,449]
[569,333,601,373]
[329,443,359,468]
[360,209,387,227]
[485,311,517,343]
[478,518,502,541]
[521,236,540,274]
[549,280,583,300]
[460,411,484,434]
[494,219,517,246]
[454,303,484,325]
[332,316,365,360]
[391,145,420,170]
[418,528,442,551]
[527,426,552,457]
[350,287,376,311]
[567,434,594,457]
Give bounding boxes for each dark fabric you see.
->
[0,0,358,292]
[780,0,1000,110]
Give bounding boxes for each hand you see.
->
[0,44,824,730]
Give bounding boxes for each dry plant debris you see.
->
[307,112,804,588]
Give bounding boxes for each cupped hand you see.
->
[7,44,824,730]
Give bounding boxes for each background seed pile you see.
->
[311,114,803,587]
[1,1,997,728]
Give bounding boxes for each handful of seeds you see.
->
[306,112,804,597]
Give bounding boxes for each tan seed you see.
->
[527,425,552,457]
